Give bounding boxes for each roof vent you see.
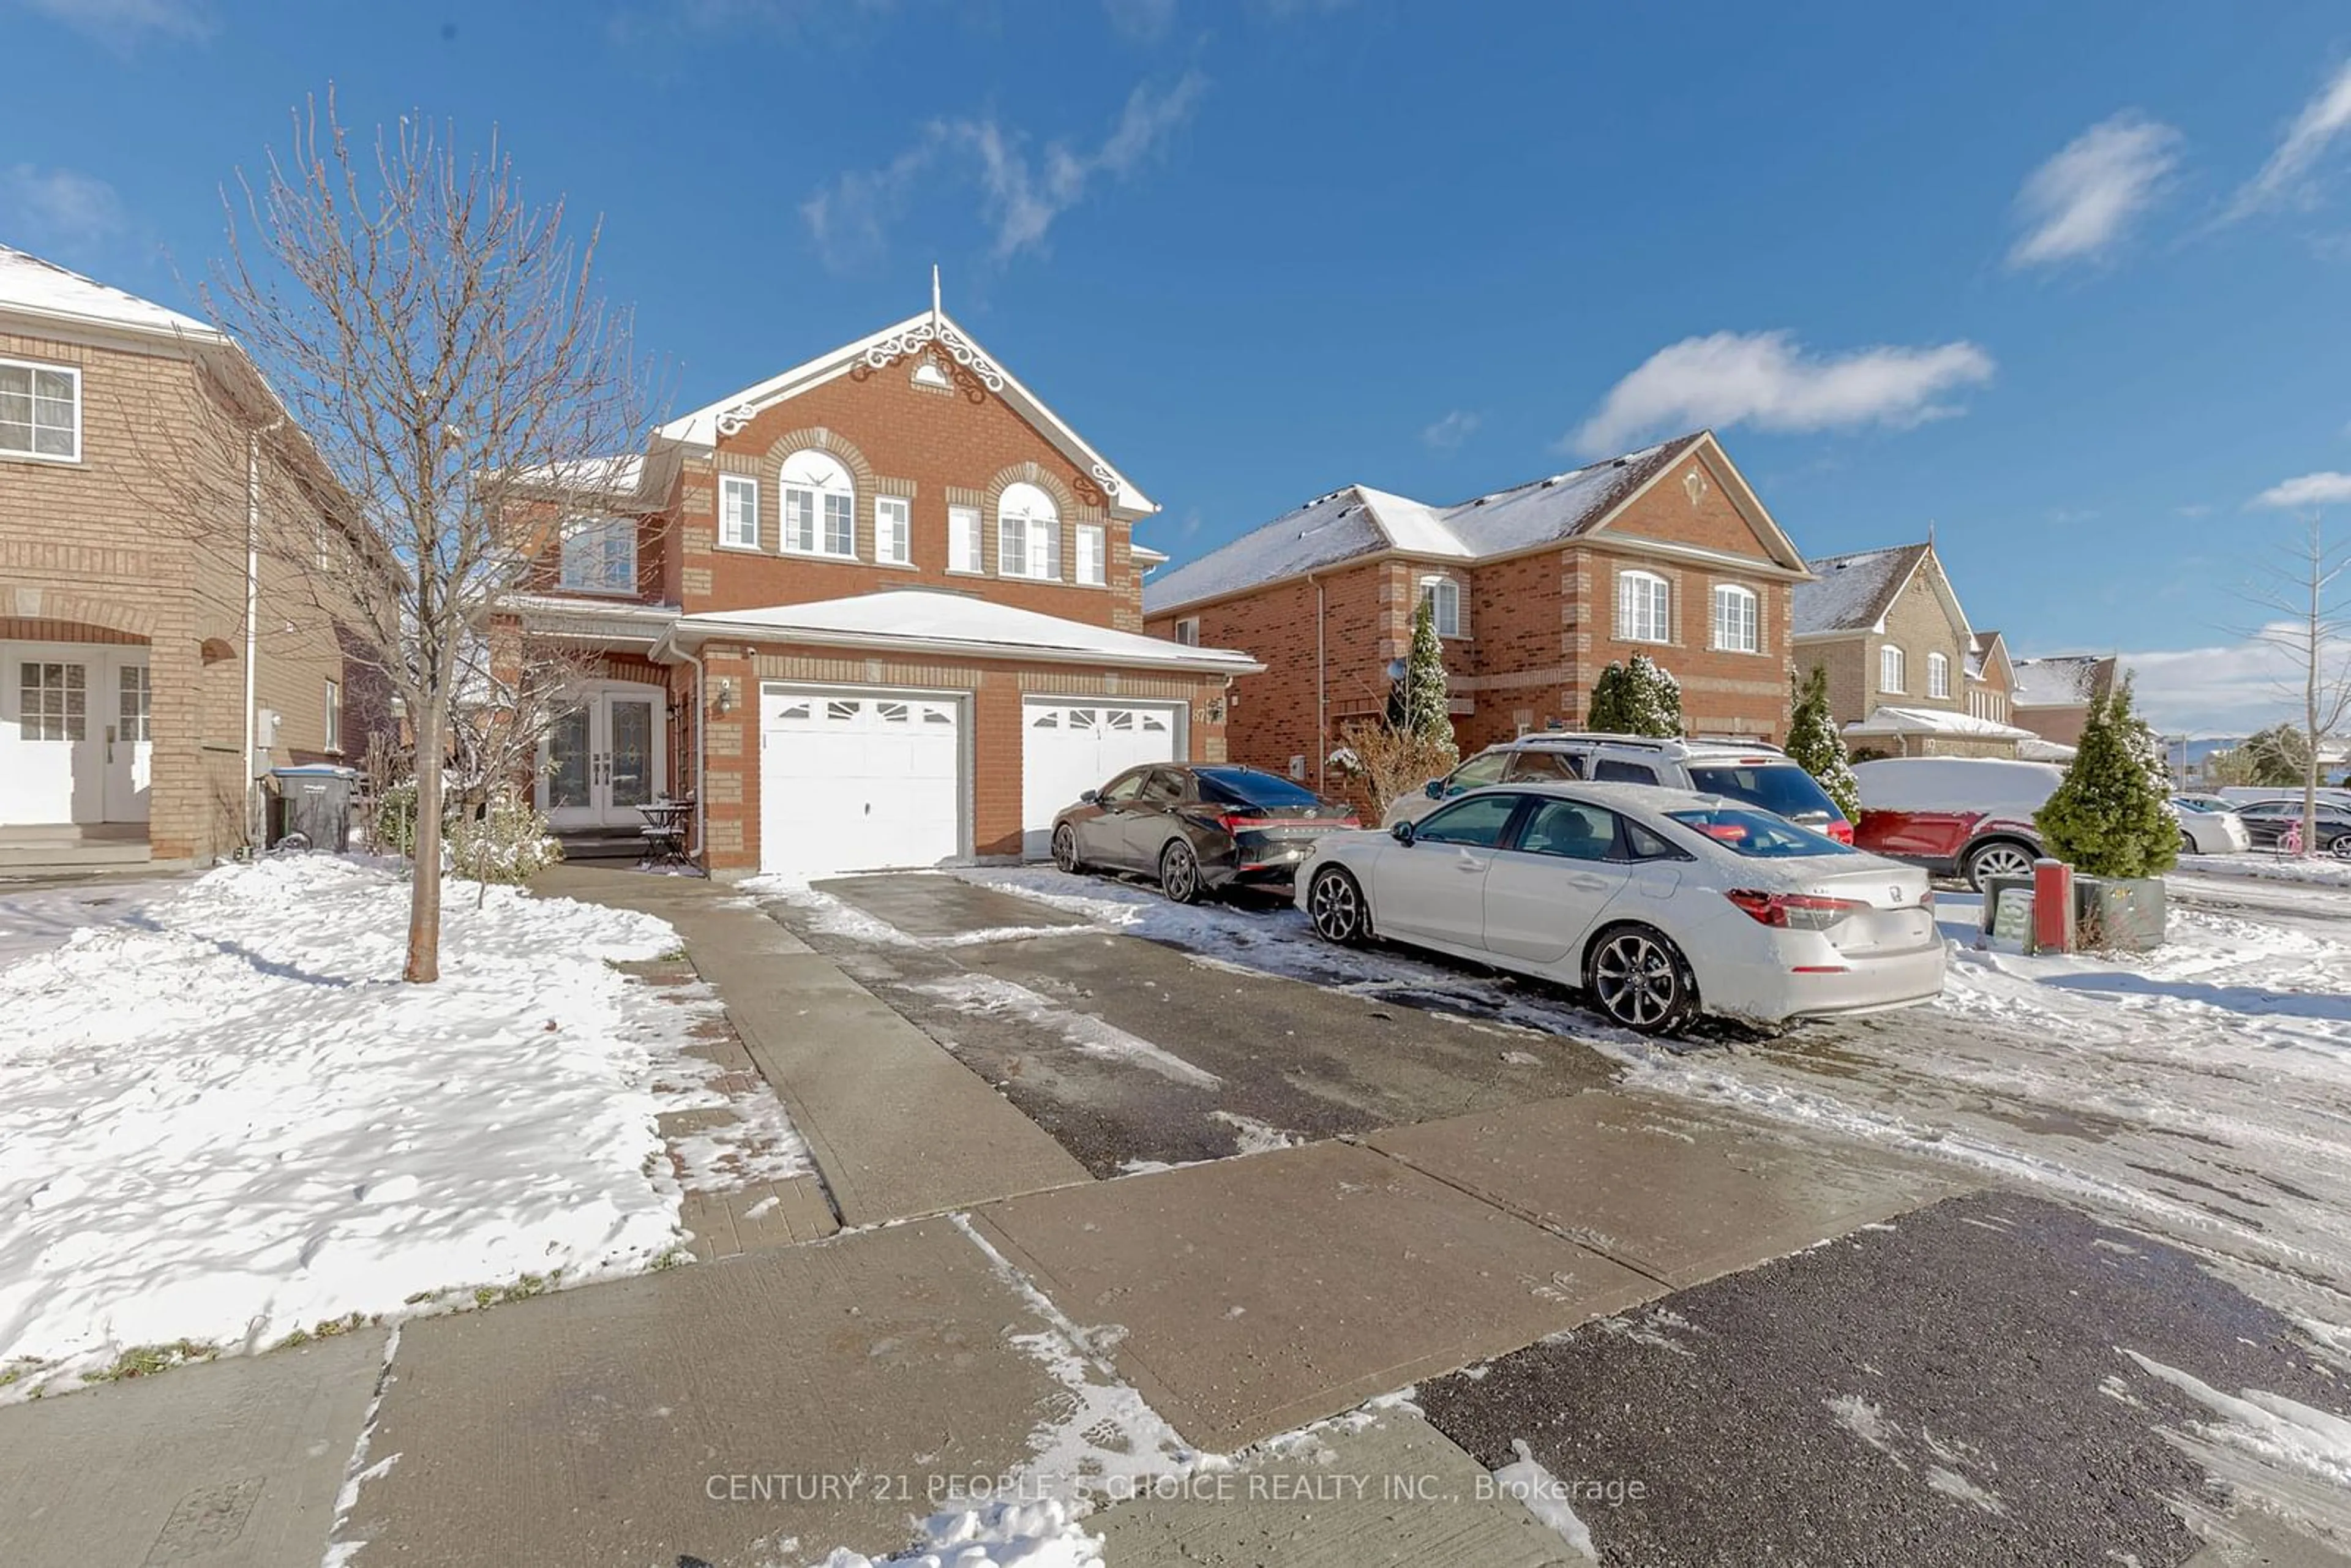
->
[1540,478,1556,488]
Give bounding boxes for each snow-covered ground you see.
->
[2177,852,2351,888]
[0,877,185,969]
[0,856,796,1400]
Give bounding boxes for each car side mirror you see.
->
[1079,789,1098,804]
[1423,779,1445,799]
[1390,820,1417,846]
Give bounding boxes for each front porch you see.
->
[0,822,154,877]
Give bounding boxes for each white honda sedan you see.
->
[1294,781,1947,1035]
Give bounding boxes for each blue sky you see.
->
[9,0,2351,733]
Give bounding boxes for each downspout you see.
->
[243,416,287,853]
[1310,570,1327,792]
[653,622,707,867]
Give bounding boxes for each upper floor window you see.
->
[781,449,855,558]
[1174,617,1200,647]
[1927,651,1951,699]
[1880,643,1906,694]
[560,516,637,595]
[1711,583,1758,653]
[1076,523,1107,587]
[875,496,912,566]
[948,505,983,574]
[998,481,1060,581]
[0,360,80,461]
[718,475,760,550]
[1616,570,1670,644]
[1419,576,1463,638]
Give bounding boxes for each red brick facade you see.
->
[1146,439,1805,792]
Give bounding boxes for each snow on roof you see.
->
[1843,705,2038,740]
[1963,628,2003,681]
[2011,655,2114,708]
[1142,436,1697,615]
[676,588,1260,672]
[1791,544,1927,636]
[0,244,219,340]
[511,453,646,498]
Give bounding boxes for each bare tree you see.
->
[206,92,653,980]
[1333,717,1457,820]
[2233,517,2351,855]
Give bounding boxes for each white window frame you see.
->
[1075,522,1107,587]
[1710,583,1759,653]
[1880,644,1906,694]
[780,449,857,560]
[875,495,912,566]
[1927,651,1950,700]
[948,505,984,574]
[998,481,1061,582]
[718,474,761,551]
[0,358,81,463]
[559,516,637,595]
[1419,576,1463,639]
[1174,617,1200,647]
[1616,570,1671,644]
[324,678,343,754]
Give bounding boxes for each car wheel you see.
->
[1964,839,2038,892]
[1585,924,1700,1037]
[2330,833,2351,859]
[2179,827,2199,856]
[1052,823,1085,875]
[1307,866,1369,945]
[1159,840,1205,905]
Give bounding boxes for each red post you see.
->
[2032,858,2074,955]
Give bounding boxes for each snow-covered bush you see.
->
[2035,679,2177,880]
[1787,666,1861,819]
[446,792,563,889]
[1586,653,1683,738]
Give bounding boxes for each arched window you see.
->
[998,481,1062,580]
[781,449,855,558]
[1927,651,1950,700]
[1616,570,1670,643]
[1710,583,1758,653]
[1880,644,1906,694]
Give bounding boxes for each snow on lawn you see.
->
[0,877,186,969]
[2178,852,2351,888]
[0,855,719,1398]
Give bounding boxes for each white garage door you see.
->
[760,688,962,877]
[1021,699,1183,858]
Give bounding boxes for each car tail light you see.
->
[1215,814,1258,833]
[1826,820,1855,844]
[1725,889,1869,931]
[1332,816,1360,829]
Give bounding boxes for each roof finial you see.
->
[931,263,942,326]
[1927,519,1936,549]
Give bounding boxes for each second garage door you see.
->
[760,688,962,877]
[1021,698,1182,858]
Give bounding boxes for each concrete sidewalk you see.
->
[540,865,1090,1226]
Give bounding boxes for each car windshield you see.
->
[1666,807,1854,857]
[1197,767,1321,806]
[1685,763,1843,822]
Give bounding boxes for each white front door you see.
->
[0,644,153,827]
[1019,698,1183,859]
[760,687,962,877]
[103,659,152,823]
[540,684,665,830]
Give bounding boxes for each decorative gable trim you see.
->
[1578,433,1810,576]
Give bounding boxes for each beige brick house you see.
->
[1138,431,1811,795]
[0,246,347,869]
[502,290,1257,878]
[1792,541,2032,758]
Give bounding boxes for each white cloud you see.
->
[802,73,1204,269]
[2253,471,2351,509]
[0,164,128,249]
[1420,410,1479,453]
[1104,0,1177,40]
[2007,113,2180,268]
[2230,59,2351,218]
[1568,331,1995,457]
[2121,625,2351,733]
[12,0,211,41]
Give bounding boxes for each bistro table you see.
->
[636,798,699,874]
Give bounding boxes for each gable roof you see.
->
[2011,654,2116,708]
[1142,432,1800,615]
[1965,628,2011,683]
[658,304,1155,519]
[1791,544,1930,637]
[0,245,220,342]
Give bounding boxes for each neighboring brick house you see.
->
[2009,654,2118,748]
[504,293,1258,878]
[1965,629,2017,727]
[0,246,347,869]
[1138,432,1809,793]
[1792,540,2033,759]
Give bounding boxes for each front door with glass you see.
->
[542,685,664,829]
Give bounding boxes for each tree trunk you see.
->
[2306,534,2323,858]
[405,700,444,983]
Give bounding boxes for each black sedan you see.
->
[1051,764,1360,903]
[2230,798,2351,855]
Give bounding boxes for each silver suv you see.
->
[1383,733,1854,841]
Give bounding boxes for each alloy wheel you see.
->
[1968,842,2036,888]
[1591,930,1682,1032]
[1161,842,1201,904]
[1052,824,1081,874]
[1309,868,1362,943]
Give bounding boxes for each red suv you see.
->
[1850,757,2065,891]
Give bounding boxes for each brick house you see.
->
[1136,432,1809,793]
[504,293,1257,879]
[0,246,347,870]
[2009,654,2118,748]
[1965,629,2017,727]
[1792,541,2033,759]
